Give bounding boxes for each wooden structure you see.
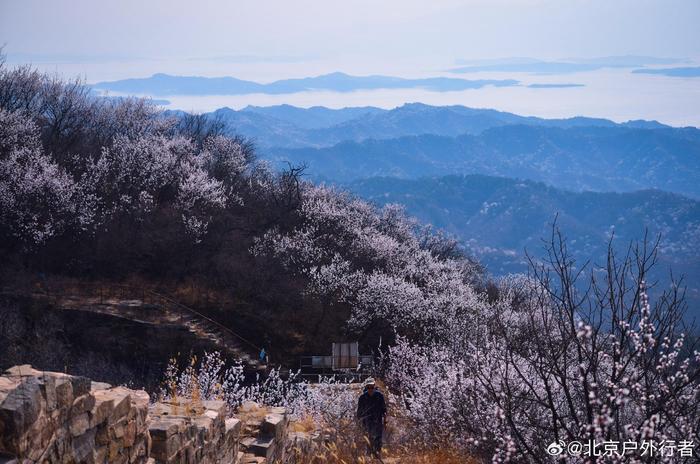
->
[300,342,374,379]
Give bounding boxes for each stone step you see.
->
[248,436,276,459]
[240,452,266,464]
[51,288,269,377]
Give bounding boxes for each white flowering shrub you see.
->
[252,184,487,338]
[385,231,700,463]
[0,109,80,245]
[160,352,308,412]
[161,352,358,415]
[3,54,697,464]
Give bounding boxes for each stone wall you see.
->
[237,402,289,463]
[0,366,294,464]
[0,365,150,463]
[148,400,240,463]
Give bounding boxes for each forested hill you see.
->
[198,102,673,149]
[266,126,700,199]
[0,61,488,360]
[348,175,700,312]
[3,59,700,463]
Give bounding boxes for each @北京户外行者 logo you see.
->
[544,439,696,458]
[546,441,565,456]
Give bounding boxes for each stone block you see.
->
[225,418,241,437]
[124,420,137,447]
[260,413,286,441]
[70,375,92,398]
[128,436,148,462]
[240,452,266,463]
[0,366,243,464]
[110,389,133,421]
[91,381,112,392]
[72,393,96,417]
[249,436,275,459]
[201,400,226,417]
[55,376,74,409]
[39,373,58,412]
[0,377,42,446]
[72,428,97,462]
[3,365,40,377]
[69,412,90,437]
[113,418,127,438]
[268,406,286,416]
[150,430,183,462]
[193,416,214,442]
[96,423,110,445]
[91,392,115,426]
[149,416,183,439]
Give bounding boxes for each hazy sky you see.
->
[3,0,699,70]
[2,0,700,125]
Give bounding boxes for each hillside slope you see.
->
[269,126,700,198]
[349,175,700,311]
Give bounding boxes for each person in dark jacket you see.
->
[356,377,387,458]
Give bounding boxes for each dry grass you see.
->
[290,414,317,433]
[285,376,475,463]
[383,445,476,464]
[237,401,269,421]
[287,437,474,464]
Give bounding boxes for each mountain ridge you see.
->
[347,174,700,310]
[200,103,675,149]
[93,72,520,96]
[266,124,700,198]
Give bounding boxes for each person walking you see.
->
[356,377,387,459]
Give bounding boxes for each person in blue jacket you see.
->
[356,377,387,458]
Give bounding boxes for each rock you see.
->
[0,366,150,464]
[0,366,247,464]
[69,375,92,398]
[260,413,286,441]
[249,436,275,459]
[72,393,96,417]
[3,365,40,377]
[90,391,115,426]
[71,428,96,462]
[240,452,267,463]
[148,399,240,463]
[109,388,133,421]
[123,420,137,447]
[91,381,112,392]
[149,416,182,440]
[225,418,241,436]
[54,377,74,409]
[69,412,90,437]
[40,373,58,412]
[0,377,42,450]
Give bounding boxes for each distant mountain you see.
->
[92,72,519,96]
[208,108,311,148]
[451,61,605,74]
[267,124,700,198]
[632,67,700,78]
[527,83,584,88]
[206,103,671,149]
[240,104,384,129]
[348,175,700,312]
[450,56,686,74]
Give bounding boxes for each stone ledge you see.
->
[0,366,297,464]
[0,365,149,463]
